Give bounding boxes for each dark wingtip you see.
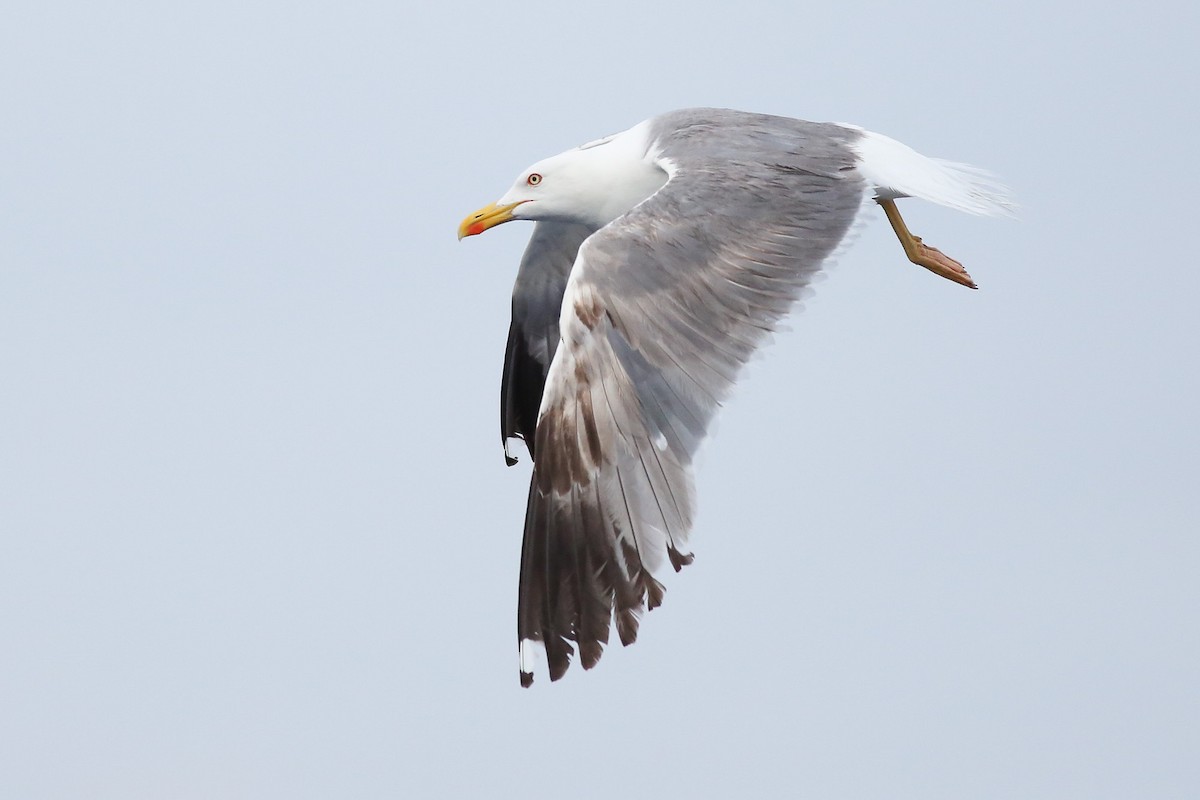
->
[579,641,604,670]
[668,547,696,572]
[505,454,519,467]
[520,671,533,688]
[646,576,666,611]
[548,646,572,682]
[615,608,641,647]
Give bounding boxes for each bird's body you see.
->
[459,108,1012,686]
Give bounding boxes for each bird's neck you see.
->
[573,121,669,228]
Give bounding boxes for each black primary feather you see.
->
[500,222,595,465]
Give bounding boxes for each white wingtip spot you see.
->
[519,638,545,676]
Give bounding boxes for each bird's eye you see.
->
[526,173,542,186]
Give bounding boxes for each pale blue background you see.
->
[2,1,1197,797]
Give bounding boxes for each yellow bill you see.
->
[458,200,527,240]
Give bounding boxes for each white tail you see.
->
[845,127,1016,217]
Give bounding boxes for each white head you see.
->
[458,121,668,239]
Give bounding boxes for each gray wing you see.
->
[501,221,597,465]
[518,110,869,685]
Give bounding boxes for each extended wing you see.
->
[517,112,868,685]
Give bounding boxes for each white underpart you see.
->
[519,638,545,676]
[845,127,1016,217]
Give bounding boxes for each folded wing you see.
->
[501,221,596,465]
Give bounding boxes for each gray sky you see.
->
[2,1,1197,798]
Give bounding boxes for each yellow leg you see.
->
[878,198,978,289]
